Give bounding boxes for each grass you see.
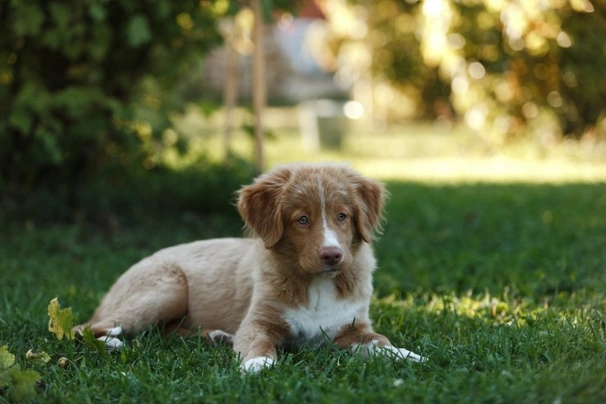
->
[1,123,606,402]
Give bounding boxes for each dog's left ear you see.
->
[237,166,292,248]
[352,176,386,243]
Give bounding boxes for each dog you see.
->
[74,162,425,372]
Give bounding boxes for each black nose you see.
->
[320,247,342,267]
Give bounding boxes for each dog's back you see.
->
[80,238,258,338]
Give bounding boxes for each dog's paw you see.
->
[207,330,234,346]
[97,336,124,349]
[377,344,427,363]
[356,340,427,363]
[240,356,274,373]
[96,326,124,349]
[107,326,123,337]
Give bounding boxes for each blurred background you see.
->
[1,0,605,225]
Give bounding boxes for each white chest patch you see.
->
[282,278,362,347]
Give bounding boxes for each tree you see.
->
[324,0,606,142]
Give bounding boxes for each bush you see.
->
[0,1,302,224]
[0,0,231,220]
[0,155,255,226]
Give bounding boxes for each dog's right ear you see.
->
[237,166,292,249]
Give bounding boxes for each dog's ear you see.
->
[352,175,386,243]
[237,166,292,248]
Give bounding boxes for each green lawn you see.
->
[1,128,606,402]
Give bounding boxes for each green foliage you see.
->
[2,0,295,223]
[1,0,221,181]
[6,366,40,402]
[0,346,41,402]
[80,327,108,357]
[337,0,606,141]
[448,0,606,141]
[0,0,301,224]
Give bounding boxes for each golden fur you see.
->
[74,162,424,371]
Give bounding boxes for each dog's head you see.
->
[237,163,386,276]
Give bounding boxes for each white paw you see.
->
[107,326,123,337]
[241,356,274,373]
[358,340,427,363]
[96,327,124,349]
[208,330,234,345]
[97,335,124,349]
[378,344,427,363]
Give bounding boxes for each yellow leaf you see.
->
[0,346,16,370]
[25,349,51,365]
[47,298,74,340]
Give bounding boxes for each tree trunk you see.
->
[223,21,239,162]
[252,0,266,174]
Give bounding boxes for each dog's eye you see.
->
[337,213,347,222]
[297,216,309,225]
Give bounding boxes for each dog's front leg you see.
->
[233,319,287,373]
[334,322,426,363]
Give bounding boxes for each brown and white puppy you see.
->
[74,162,425,372]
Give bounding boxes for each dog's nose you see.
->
[320,247,342,267]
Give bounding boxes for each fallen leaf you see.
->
[57,357,69,369]
[0,346,15,371]
[8,365,41,402]
[48,298,74,340]
[25,350,50,365]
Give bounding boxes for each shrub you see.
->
[1,0,228,188]
[0,0,297,223]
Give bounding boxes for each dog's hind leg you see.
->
[73,260,189,347]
